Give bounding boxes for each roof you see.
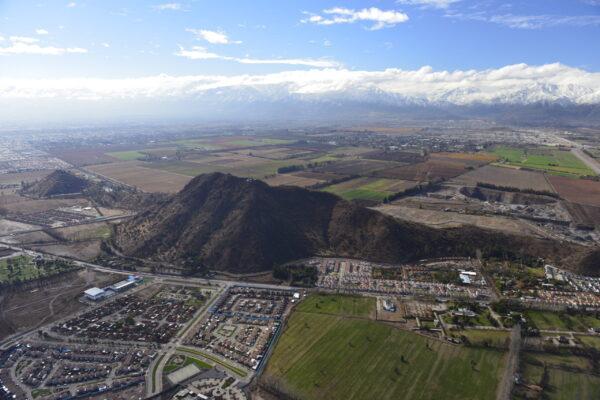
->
[84,287,104,297]
[113,280,135,289]
[459,274,472,284]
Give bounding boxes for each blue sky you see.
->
[0,0,599,79]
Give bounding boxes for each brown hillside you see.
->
[112,173,594,275]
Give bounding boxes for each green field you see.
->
[107,147,178,161]
[0,255,77,285]
[449,330,510,348]
[295,294,375,317]
[176,347,248,377]
[165,356,212,373]
[525,310,600,332]
[492,145,595,177]
[322,177,409,201]
[545,369,600,399]
[577,335,600,349]
[524,352,592,371]
[264,310,506,400]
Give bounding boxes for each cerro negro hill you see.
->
[111,172,594,275]
[24,170,90,198]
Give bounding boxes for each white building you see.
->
[84,287,106,301]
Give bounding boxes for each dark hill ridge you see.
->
[25,170,90,197]
[112,172,595,275]
[25,169,169,210]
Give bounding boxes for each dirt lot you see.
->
[374,204,535,235]
[291,171,346,181]
[0,219,40,235]
[547,175,600,206]
[451,165,555,192]
[0,171,52,185]
[1,197,89,214]
[374,159,470,181]
[263,174,323,187]
[87,161,192,192]
[50,150,120,166]
[0,269,120,341]
[32,240,104,260]
[314,159,399,175]
[563,201,600,225]
[363,150,424,164]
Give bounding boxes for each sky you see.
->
[0,0,599,123]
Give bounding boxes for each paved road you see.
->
[571,147,600,175]
[497,323,521,400]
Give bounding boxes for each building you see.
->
[383,299,396,312]
[84,287,106,301]
[108,279,136,293]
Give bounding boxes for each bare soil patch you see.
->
[547,175,600,206]
[374,159,470,181]
[87,161,192,192]
[451,165,554,192]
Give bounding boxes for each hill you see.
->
[24,169,169,210]
[111,172,594,274]
[24,170,90,197]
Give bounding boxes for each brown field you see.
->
[2,197,88,214]
[363,150,424,164]
[374,159,470,181]
[348,126,423,133]
[87,161,192,192]
[432,152,500,163]
[231,147,316,160]
[374,205,533,235]
[0,269,120,341]
[291,171,347,181]
[0,170,51,185]
[314,159,399,175]
[563,201,600,225]
[50,150,119,166]
[547,175,600,206]
[451,165,554,192]
[263,174,323,187]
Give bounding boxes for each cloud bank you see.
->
[0,63,599,105]
[301,7,409,30]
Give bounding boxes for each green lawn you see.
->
[449,330,510,348]
[525,311,600,332]
[523,352,592,371]
[107,147,178,161]
[0,256,77,285]
[295,294,375,317]
[176,347,248,377]
[492,145,595,177]
[545,369,600,400]
[263,311,506,400]
[322,177,407,201]
[576,335,600,350]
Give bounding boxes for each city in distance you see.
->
[1,1,600,400]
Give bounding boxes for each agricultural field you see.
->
[49,150,119,166]
[313,159,399,175]
[431,152,499,163]
[263,308,506,400]
[492,145,596,177]
[576,335,600,349]
[295,294,375,318]
[263,174,323,188]
[374,159,471,181]
[547,175,600,206]
[0,170,51,185]
[451,165,555,192]
[106,147,178,161]
[321,177,416,201]
[363,150,424,164]
[525,310,600,331]
[87,161,192,192]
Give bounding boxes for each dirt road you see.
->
[496,323,521,400]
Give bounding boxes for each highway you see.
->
[571,147,600,175]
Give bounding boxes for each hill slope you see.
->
[24,170,90,197]
[112,173,592,274]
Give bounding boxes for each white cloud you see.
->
[36,29,49,35]
[67,2,77,7]
[100,42,110,48]
[0,36,87,56]
[301,7,409,30]
[186,28,242,44]
[10,36,40,44]
[1,64,599,106]
[152,3,184,11]
[447,13,600,29]
[173,46,340,67]
[396,0,460,9]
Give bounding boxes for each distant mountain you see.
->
[111,173,594,275]
[24,170,89,197]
